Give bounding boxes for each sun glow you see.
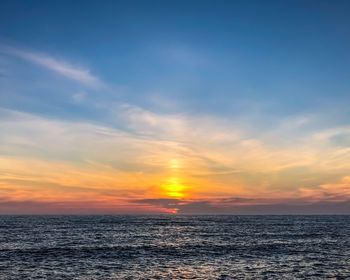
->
[160,158,188,198]
[163,177,186,198]
[169,159,180,169]
[164,208,179,214]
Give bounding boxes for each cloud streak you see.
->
[132,196,350,215]
[1,45,102,88]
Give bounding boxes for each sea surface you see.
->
[0,215,349,279]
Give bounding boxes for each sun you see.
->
[160,158,188,198]
[163,177,186,198]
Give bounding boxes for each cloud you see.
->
[329,132,350,147]
[133,198,181,204]
[1,105,350,213]
[1,45,102,88]
[0,198,163,215]
[298,176,350,202]
[132,196,350,214]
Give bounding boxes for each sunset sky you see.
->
[1,0,350,214]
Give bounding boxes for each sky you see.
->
[0,0,350,214]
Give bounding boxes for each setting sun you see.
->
[162,177,186,198]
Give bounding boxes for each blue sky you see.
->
[1,0,350,214]
[2,0,350,119]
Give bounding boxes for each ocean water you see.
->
[0,215,349,279]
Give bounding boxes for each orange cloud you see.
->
[1,108,350,213]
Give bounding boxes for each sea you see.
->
[0,215,349,279]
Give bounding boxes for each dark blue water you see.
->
[0,215,349,279]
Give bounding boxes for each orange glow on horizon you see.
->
[164,208,179,214]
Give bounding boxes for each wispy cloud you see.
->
[1,106,350,213]
[1,45,102,88]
